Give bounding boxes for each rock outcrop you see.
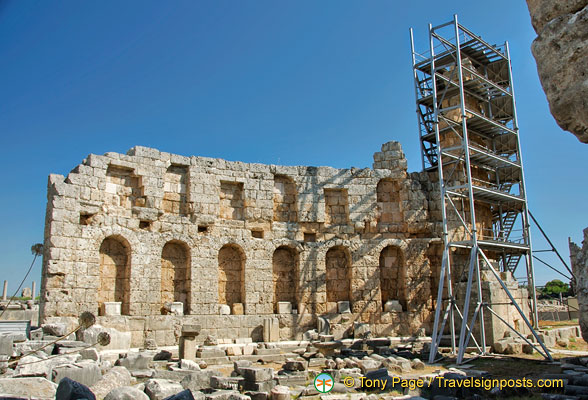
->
[570,228,588,342]
[526,0,588,143]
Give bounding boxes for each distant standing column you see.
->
[2,280,6,301]
[32,281,36,300]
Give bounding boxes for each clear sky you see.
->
[0,1,585,296]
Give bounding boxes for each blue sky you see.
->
[0,1,585,296]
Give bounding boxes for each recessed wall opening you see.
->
[379,245,406,311]
[273,175,298,222]
[251,229,264,239]
[324,189,349,225]
[326,246,351,303]
[161,241,190,314]
[139,220,152,230]
[198,225,209,233]
[80,213,95,225]
[377,179,404,225]
[219,181,244,220]
[272,246,298,313]
[99,236,131,315]
[163,165,189,215]
[218,244,245,311]
[105,165,145,208]
[303,233,317,242]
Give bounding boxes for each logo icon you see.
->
[314,372,334,393]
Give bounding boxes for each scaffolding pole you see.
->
[410,15,551,364]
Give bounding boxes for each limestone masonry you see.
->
[40,142,527,347]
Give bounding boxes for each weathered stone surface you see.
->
[241,367,273,382]
[527,0,588,32]
[144,379,184,400]
[0,377,58,399]
[270,385,290,400]
[0,334,13,357]
[571,228,588,342]
[180,370,218,392]
[42,322,68,337]
[180,359,201,371]
[82,325,131,351]
[90,366,132,399]
[52,360,102,386]
[527,1,588,143]
[117,352,152,370]
[39,141,533,346]
[105,386,150,400]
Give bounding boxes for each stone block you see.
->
[197,348,227,358]
[263,318,279,342]
[80,348,99,361]
[180,370,218,392]
[144,379,184,400]
[101,302,122,316]
[270,385,290,400]
[82,325,131,351]
[219,305,231,315]
[232,303,244,315]
[182,325,201,336]
[117,352,152,371]
[89,366,132,400]
[225,345,243,356]
[0,334,13,357]
[211,375,244,390]
[277,302,292,314]
[52,361,102,387]
[180,336,198,361]
[104,386,149,400]
[337,301,351,314]
[0,377,57,399]
[42,323,67,337]
[241,367,274,382]
[170,302,184,316]
[283,359,307,371]
[383,300,403,312]
[242,344,255,355]
[180,359,201,371]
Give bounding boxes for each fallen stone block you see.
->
[90,366,132,399]
[0,334,13,357]
[117,352,152,370]
[180,359,201,371]
[82,325,131,351]
[180,370,218,392]
[245,391,269,400]
[211,375,244,390]
[104,386,150,400]
[80,348,99,361]
[0,377,58,399]
[241,367,274,382]
[52,360,102,387]
[56,377,96,400]
[197,348,227,358]
[358,358,381,373]
[42,323,67,337]
[144,379,184,400]
[283,359,307,371]
[234,359,253,375]
[270,385,290,400]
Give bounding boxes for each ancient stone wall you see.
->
[39,141,529,346]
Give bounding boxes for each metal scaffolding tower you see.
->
[409,15,552,363]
